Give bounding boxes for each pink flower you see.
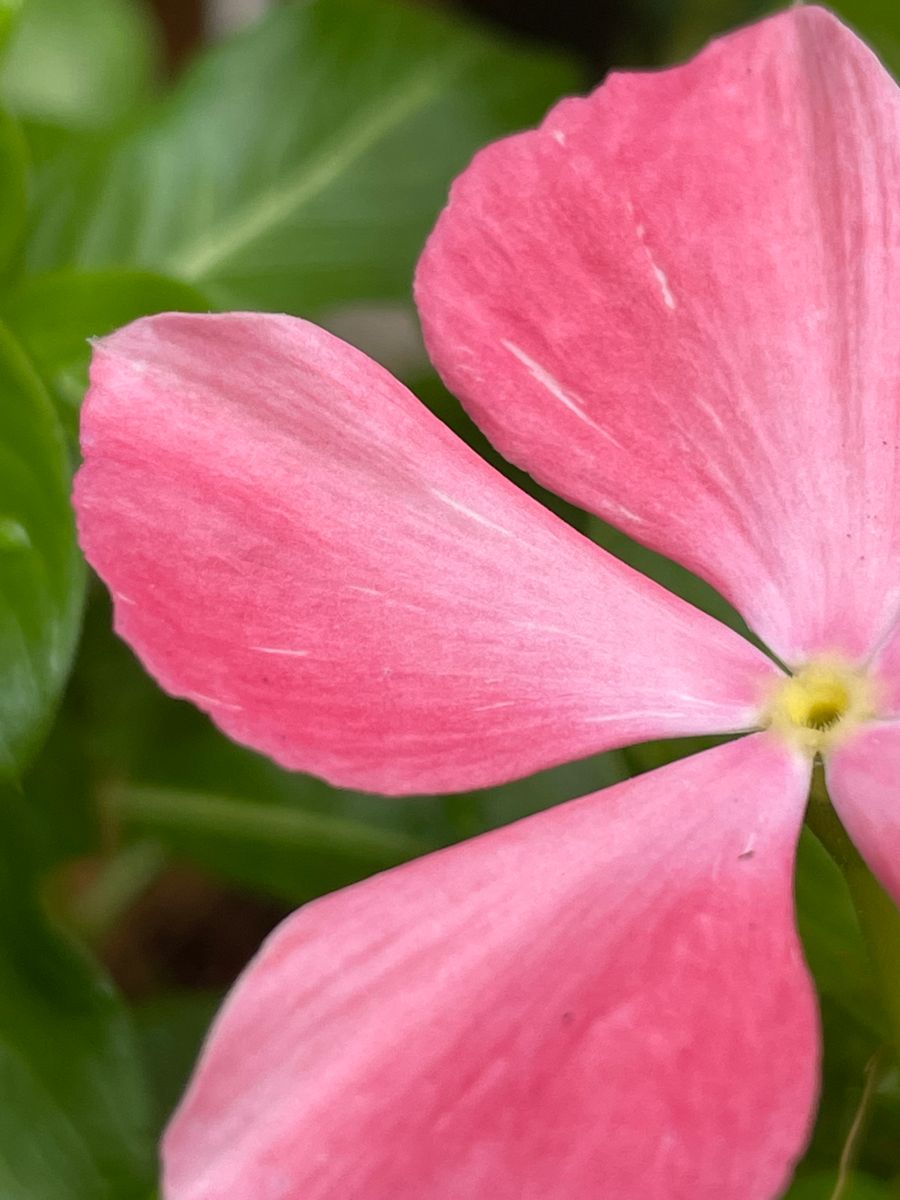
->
[74,6,900,1197]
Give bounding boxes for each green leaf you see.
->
[0,321,83,776]
[25,0,577,313]
[1,268,212,433]
[795,828,883,1035]
[0,105,26,274]
[814,1,900,79]
[111,783,434,905]
[665,0,767,61]
[0,1,23,57]
[0,0,158,131]
[785,1168,889,1199]
[0,784,153,1198]
[2,269,211,374]
[132,991,221,1141]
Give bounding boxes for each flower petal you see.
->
[75,313,774,794]
[416,7,900,664]
[163,734,816,1200]
[867,625,900,714]
[826,721,900,905]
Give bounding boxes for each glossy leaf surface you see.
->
[25,0,576,313]
[0,322,82,775]
[0,785,153,1198]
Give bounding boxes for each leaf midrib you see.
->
[113,785,431,862]
[166,45,476,282]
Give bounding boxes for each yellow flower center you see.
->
[762,658,877,755]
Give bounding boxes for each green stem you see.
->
[829,1046,891,1200]
[807,765,900,1050]
[70,839,168,942]
[108,785,432,867]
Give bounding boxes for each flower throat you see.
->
[763,658,877,755]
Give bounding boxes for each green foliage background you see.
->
[1,0,899,1195]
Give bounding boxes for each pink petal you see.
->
[163,734,816,1200]
[826,721,900,904]
[416,6,900,665]
[866,625,900,713]
[75,313,774,794]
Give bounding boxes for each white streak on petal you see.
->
[192,692,243,711]
[603,500,646,526]
[510,619,595,646]
[634,223,677,310]
[697,397,726,433]
[250,645,310,658]
[429,489,515,539]
[650,260,677,310]
[501,340,624,449]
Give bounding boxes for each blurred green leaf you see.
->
[132,990,221,1140]
[0,0,158,131]
[0,1,22,57]
[2,269,210,373]
[19,698,98,870]
[0,784,153,1198]
[785,1168,889,1199]
[666,0,766,60]
[1,268,212,433]
[0,105,26,274]
[671,2,900,86]
[814,1,900,79]
[70,840,168,943]
[26,0,577,313]
[0,321,83,776]
[796,829,883,1036]
[111,783,433,905]
[107,734,627,906]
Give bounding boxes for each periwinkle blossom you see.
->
[75,6,900,1197]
